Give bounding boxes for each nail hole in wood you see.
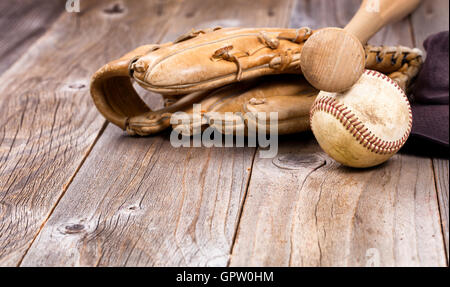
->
[64,224,85,234]
[156,4,164,16]
[185,11,195,18]
[68,83,86,90]
[104,4,124,14]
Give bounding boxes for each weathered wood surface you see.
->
[411,0,449,53]
[411,0,449,261]
[0,0,179,266]
[20,0,294,267]
[229,0,446,266]
[230,135,445,266]
[0,0,64,74]
[0,0,447,267]
[289,0,412,46]
[433,158,449,260]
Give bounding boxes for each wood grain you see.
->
[433,159,449,260]
[0,0,64,74]
[230,134,446,266]
[411,0,449,261]
[230,0,446,266]
[2,0,446,267]
[0,0,179,266]
[289,0,413,46]
[289,0,359,29]
[20,0,294,267]
[21,129,255,266]
[411,0,449,52]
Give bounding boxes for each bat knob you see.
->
[300,27,365,92]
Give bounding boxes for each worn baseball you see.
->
[310,70,412,168]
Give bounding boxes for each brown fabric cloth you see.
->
[405,31,449,156]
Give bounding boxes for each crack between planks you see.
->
[16,120,109,266]
[431,158,449,265]
[408,6,446,265]
[227,146,258,266]
[13,0,186,267]
[407,15,417,48]
[225,0,295,266]
[0,8,67,83]
[154,0,185,44]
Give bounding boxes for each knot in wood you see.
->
[104,4,124,14]
[272,154,325,170]
[63,224,85,234]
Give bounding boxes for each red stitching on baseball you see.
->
[310,70,413,155]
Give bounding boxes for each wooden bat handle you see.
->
[345,0,421,44]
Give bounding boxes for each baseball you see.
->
[310,69,412,168]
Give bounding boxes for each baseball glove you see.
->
[171,45,423,137]
[90,27,422,136]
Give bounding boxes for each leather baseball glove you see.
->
[90,27,422,136]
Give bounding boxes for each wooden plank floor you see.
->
[0,0,448,266]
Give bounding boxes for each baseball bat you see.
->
[300,0,422,93]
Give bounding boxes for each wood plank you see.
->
[21,129,255,266]
[411,0,449,261]
[230,0,446,266]
[230,134,446,266]
[20,0,295,267]
[0,0,64,74]
[433,159,449,260]
[289,0,358,29]
[411,0,449,52]
[0,0,180,266]
[289,0,413,46]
